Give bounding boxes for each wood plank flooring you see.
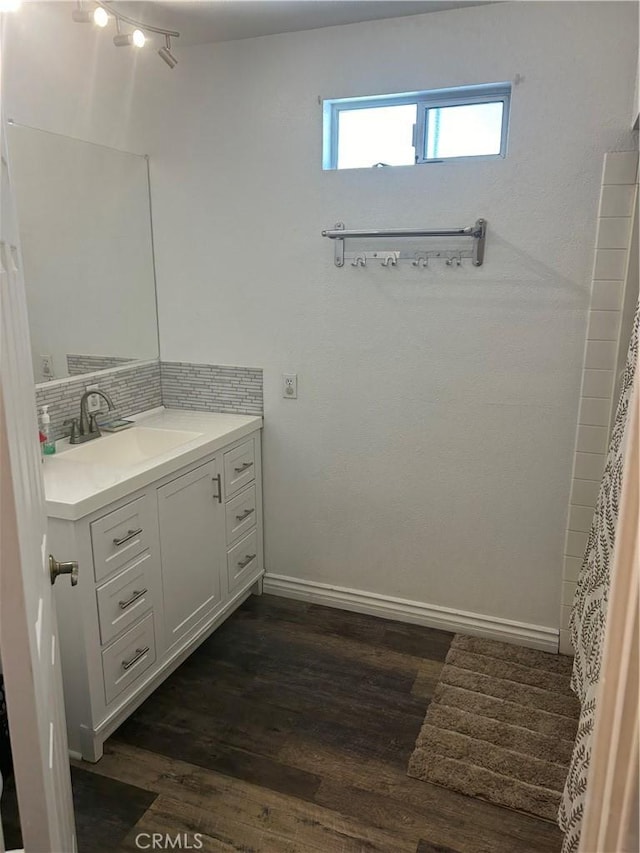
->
[68,594,563,852]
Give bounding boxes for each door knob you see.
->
[49,554,79,586]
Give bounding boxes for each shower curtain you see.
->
[558,302,639,853]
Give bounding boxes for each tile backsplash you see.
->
[35,359,264,440]
[67,354,135,375]
[36,360,162,441]
[161,362,263,416]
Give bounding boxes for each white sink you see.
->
[58,427,202,467]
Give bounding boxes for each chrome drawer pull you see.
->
[113,528,142,547]
[233,461,253,474]
[122,646,150,671]
[235,508,255,522]
[118,588,148,610]
[238,554,256,569]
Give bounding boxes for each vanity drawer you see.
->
[227,528,261,594]
[225,484,257,546]
[102,612,156,705]
[224,438,255,498]
[91,496,149,582]
[96,552,153,646]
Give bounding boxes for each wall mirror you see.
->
[7,123,159,384]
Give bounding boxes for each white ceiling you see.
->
[115,1,493,47]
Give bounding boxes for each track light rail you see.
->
[95,1,179,37]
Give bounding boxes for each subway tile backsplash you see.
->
[161,362,263,416]
[36,361,162,441]
[36,359,265,440]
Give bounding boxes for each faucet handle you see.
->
[64,418,80,443]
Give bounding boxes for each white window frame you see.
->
[322,82,511,170]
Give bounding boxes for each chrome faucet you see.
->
[68,390,116,444]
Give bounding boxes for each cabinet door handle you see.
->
[113,528,142,547]
[235,508,255,522]
[122,646,150,671]
[118,588,148,610]
[234,461,253,474]
[212,474,222,503]
[238,554,256,569]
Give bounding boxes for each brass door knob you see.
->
[49,555,79,586]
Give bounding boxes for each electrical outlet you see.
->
[282,373,297,399]
[40,354,54,379]
[85,384,101,413]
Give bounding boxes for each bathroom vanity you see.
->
[44,408,263,761]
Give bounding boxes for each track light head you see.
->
[158,46,178,68]
[72,7,93,23]
[158,36,177,68]
[113,28,146,47]
[94,6,109,27]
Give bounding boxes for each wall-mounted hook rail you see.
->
[322,219,487,267]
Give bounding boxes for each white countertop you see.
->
[44,408,262,521]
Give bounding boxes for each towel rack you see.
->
[321,218,487,268]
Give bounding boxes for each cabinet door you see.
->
[157,460,224,649]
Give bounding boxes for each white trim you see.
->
[263,573,559,653]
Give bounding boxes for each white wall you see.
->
[5,1,638,631]
[138,1,636,629]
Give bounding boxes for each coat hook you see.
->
[351,254,366,267]
[381,251,399,267]
[412,253,428,268]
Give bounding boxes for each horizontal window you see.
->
[323,83,511,170]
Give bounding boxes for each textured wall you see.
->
[133,1,637,629]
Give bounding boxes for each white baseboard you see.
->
[263,573,559,653]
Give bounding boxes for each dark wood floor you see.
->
[6,594,565,852]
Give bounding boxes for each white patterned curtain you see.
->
[559,302,639,852]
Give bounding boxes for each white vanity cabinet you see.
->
[48,425,263,762]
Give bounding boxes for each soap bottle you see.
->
[40,405,56,455]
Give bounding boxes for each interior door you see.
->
[0,125,77,850]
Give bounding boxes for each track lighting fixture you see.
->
[158,35,178,69]
[72,1,179,68]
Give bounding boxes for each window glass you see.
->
[425,101,504,159]
[323,83,510,170]
[337,104,417,169]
